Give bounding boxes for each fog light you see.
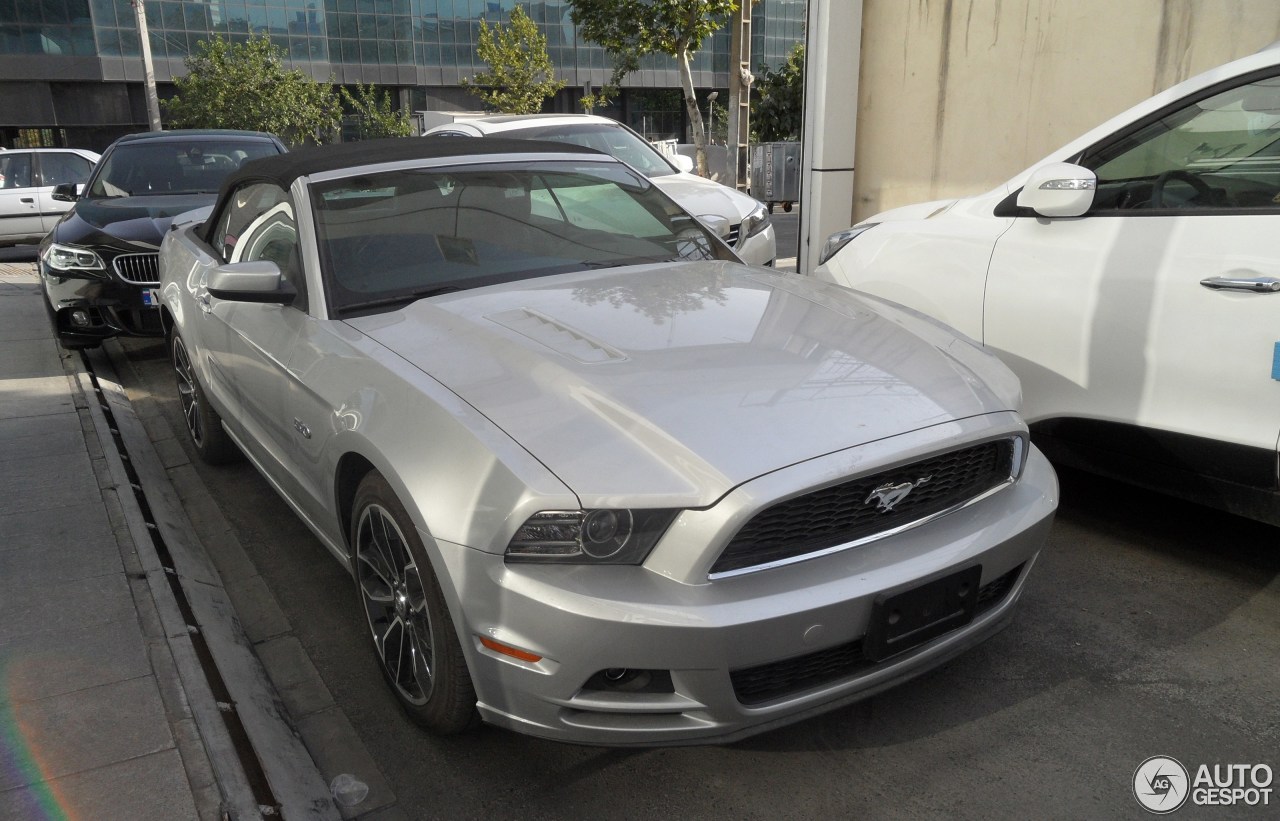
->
[70,310,91,328]
[581,668,674,694]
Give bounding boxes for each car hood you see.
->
[650,173,759,222]
[53,194,217,249]
[346,262,1014,507]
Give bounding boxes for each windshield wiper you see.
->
[337,285,463,315]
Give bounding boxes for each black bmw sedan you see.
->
[39,129,286,349]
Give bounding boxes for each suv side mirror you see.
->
[1017,162,1097,217]
[52,183,83,202]
[672,154,695,174]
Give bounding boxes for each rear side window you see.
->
[0,152,32,189]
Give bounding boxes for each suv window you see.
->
[1084,74,1280,210]
[39,152,93,187]
[0,152,33,189]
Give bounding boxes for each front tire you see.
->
[351,471,477,734]
[170,331,239,464]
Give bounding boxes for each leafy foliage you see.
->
[463,6,565,114]
[341,83,412,139]
[752,43,804,142]
[163,36,341,144]
[569,0,740,175]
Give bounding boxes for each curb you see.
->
[77,344,341,820]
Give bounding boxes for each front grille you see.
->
[113,252,160,285]
[727,223,742,246]
[711,439,1016,577]
[730,564,1024,705]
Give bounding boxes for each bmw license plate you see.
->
[863,565,982,662]
[141,288,160,307]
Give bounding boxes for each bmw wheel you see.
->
[351,471,477,734]
[170,331,239,464]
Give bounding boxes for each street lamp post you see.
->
[706,90,719,145]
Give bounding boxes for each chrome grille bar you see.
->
[113,253,160,285]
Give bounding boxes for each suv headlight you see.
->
[42,243,106,274]
[817,223,879,266]
[740,202,771,240]
[505,509,679,565]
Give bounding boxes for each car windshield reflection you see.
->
[314,161,737,316]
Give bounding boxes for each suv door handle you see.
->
[19,197,33,204]
[1199,275,1280,293]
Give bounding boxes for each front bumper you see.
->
[429,440,1057,746]
[40,264,163,347]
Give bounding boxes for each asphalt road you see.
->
[116,331,1277,820]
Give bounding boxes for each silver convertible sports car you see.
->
[159,138,1058,745]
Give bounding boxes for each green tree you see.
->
[569,0,740,176]
[752,43,804,142]
[163,35,341,144]
[341,83,412,139]
[463,6,565,114]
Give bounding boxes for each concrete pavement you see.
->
[0,261,336,820]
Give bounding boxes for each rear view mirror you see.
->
[1017,162,1097,217]
[672,154,695,174]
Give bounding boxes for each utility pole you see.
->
[133,0,162,131]
[725,1,752,191]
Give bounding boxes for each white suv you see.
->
[816,45,1280,525]
[424,114,776,266]
[0,147,100,246]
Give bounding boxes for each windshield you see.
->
[87,140,281,197]
[501,122,679,178]
[314,160,737,316]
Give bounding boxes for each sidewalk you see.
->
[0,262,221,820]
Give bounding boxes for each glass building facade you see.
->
[0,0,805,149]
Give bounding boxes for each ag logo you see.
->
[1134,756,1190,814]
[865,475,931,512]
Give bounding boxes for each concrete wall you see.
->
[850,0,1280,222]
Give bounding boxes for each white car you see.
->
[0,147,99,246]
[423,113,777,266]
[816,45,1280,525]
[159,137,1055,745]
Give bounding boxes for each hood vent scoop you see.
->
[486,308,628,365]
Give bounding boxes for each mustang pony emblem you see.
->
[865,476,933,512]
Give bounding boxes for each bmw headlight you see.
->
[505,509,679,565]
[740,202,771,239]
[42,243,106,274]
[817,223,879,266]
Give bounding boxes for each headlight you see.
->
[740,202,771,240]
[42,243,106,274]
[817,223,879,266]
[505,509,680,565]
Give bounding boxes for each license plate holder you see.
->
[863,565,982,662]
[141,288,160,307]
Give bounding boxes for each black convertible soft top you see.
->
[224,136,599,191]
[202,137,602,244]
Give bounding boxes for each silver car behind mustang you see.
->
[158,137,1057,745]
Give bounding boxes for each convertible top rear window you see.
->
[313,160,736,316]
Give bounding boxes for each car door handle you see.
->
[19,197,33,204]
[1199,276,1280,293]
